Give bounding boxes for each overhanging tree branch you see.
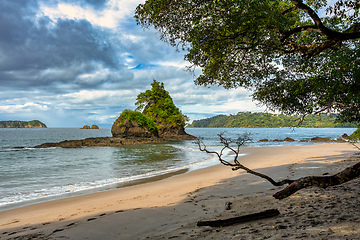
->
[289,0,338,38]
[280,0,360,56]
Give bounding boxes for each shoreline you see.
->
[0,168,191,213]
[1,143,359,239]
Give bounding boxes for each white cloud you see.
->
[39,0,144,28]
[58,89,139,107]
[0,103,49,113]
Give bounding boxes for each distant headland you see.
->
[33,80,195,148]
[188,112,357,128]
[0,120,47,128]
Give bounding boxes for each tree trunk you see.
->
[197,209,280,227]
[273,162,360,199]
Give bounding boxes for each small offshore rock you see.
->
[310,137,332,142]
[283,137,295,142]
[259,139,269,142]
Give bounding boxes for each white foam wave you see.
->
[0,152,222,209]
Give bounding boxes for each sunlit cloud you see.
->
[0,103,49,114]
[39,0,143,28]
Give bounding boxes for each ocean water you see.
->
[0,127,356,211]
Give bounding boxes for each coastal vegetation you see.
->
[135,80,189,129]
[350,128,360,140]
[112,80,189,138]
[0,120,47,128]
[118,109,158,133]
[189,112,357,128]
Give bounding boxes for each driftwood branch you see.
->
[197,209,280,227]
[195,133,360,199]
[194,133,294,187]
[274,161,360,199]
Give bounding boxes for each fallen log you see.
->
[197,209,280,227]
[273,162,360,199]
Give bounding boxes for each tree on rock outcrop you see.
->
[112,80,192,140]
[135,80,189,138]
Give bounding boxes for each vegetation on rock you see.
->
[349,128,360,141]
[118,109,158,133]
[189,112,357,128]
[114,80,189,138]
[135,80,189,128]
[0,120,47,128]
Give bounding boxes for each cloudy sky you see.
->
[0,0,265,128]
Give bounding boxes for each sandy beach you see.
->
[1,143,359,239]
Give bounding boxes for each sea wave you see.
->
[0,151,220,210]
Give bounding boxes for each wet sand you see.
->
[1,143,359,239]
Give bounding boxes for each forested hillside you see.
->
[188,112,356,128]
[0,120,47,128]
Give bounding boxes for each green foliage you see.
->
[118,80,188,133]
[119,109,158,133]
[349,128,360,141]
[135,1,360,124]
[135,80,188,128]
[253,42,360,123]
[188,112,357,128]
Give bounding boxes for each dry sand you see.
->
[0,143,359,239]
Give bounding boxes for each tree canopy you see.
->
[135,80,188,128]
[118,80,188,134]
[135,0,360,124]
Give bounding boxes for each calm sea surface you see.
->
[0,127,356,211]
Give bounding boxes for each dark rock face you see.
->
[157,126,194,140]
[284,137,295,142]
[34,137,167,148]
[259,139,269,142]
[310,137,332,142]
[258,136,346,143]
[111,119,158,138]
[81,125,99,129]
[111,117,195,141]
